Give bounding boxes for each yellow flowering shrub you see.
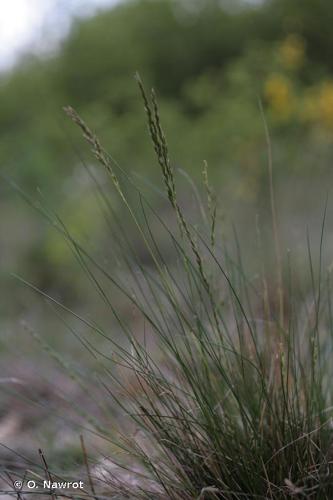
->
[301,81,333,132]
[264,74,293,121]
[278,34,305,70]
[317,82,333,130]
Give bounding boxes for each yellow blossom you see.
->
[279,34,305,70]
[264,74,293,121]
[301,82,333,132]
[317,82,333,130]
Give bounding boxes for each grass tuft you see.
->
[4,81,333,499]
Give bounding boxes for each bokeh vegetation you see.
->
[3,0,333,350]
[2,0,333,354]
[2,0,333,190]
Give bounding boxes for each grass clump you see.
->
[5,78,333,499]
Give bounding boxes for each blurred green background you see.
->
[2,0,333,465]
[3,0,333,360]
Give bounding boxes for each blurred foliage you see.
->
[2,0,333,304]
[1,0,333,191]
